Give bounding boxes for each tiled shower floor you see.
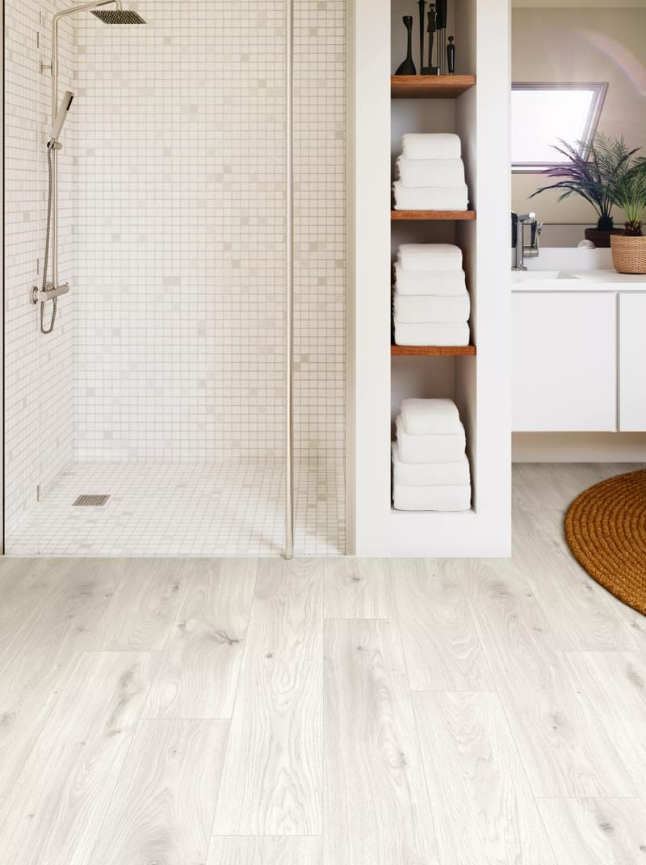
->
[6,460,345,557]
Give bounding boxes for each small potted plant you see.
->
[609,160,646,273]
[530,134,639,248]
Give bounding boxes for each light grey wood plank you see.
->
[512,463,638,512]
[414,691,556,865]
[390,559,493,691]
[466,559,635,797]
[0,651,158,865]
[0,559,125,797]
[208,836,322,865]
[565,651,646,798]
[144,560,257,719]
[212,559,323,836]
[91,559,187,650]
[90,719,228,865]
[324,558,396,619]
[513,506,638,650]
[324,619,440,865]
[537,798,646,865]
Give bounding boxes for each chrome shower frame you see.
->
[284,0,294,560]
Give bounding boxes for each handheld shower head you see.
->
[50,90,74,143]
[91,9,146,23]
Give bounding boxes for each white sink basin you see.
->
[512,270,580,282]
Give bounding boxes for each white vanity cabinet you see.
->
[512,291,617,431]
[619,293,646,431]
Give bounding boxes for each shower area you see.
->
[4,0,346,556]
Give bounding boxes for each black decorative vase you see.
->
[395,16,416,76]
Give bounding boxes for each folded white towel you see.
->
[401,133,462,161]
[400,398,461,435]
[393,182,469,212]
[394,292,470,324]
[393,483,471,511]
[394,321,470,346]
[396,157,465,189]
[397,244,463,273]
[396,415,466,463]
[394,265,467,297]
[393,444,470,486]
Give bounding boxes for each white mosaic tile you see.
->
[6,460,345,557]
[5,0,345,556]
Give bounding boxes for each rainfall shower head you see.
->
[91,9,146,23]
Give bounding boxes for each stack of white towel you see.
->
[393,133,469,211]
[393,398,471,511]
[393,243,470,346]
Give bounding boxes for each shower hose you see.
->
[39,143,57,335]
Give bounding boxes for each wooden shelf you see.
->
[391,210,476,221]
[391,74,476,99]
[391,344,476,356]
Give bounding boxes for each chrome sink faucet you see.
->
[511,212,543,271]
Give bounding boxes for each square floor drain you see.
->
[73,495,110,507]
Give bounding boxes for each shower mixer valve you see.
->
[31,282,70,305]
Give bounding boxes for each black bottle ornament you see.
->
[395,16,417,76]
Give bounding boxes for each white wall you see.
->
[4,0,76,535]
[512,7,646,238]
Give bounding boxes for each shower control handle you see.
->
[31,282,70,304]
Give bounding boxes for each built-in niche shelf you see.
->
[391,74,476,99]
[391,344,476,356]
[391,210,476,221]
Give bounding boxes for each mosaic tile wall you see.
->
[4,0,77,535]
[5,0,345,545]
[74,0,346,463]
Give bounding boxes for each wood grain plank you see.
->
[414,691,557,865]
[391,559,493,691]
[466,559,635,797]
[324,619,440,865]
[90,719,228,865]
[391,74,476,99]
[391,210,476,220]
[513,505,638,650]
[0,651,158,865]
[144,560,257,718]
[208,836,322,865]
[537,798,646,865]
[390,344,476,356]
[212,559,323,836]
[0,559,126,797]
[565,651,646,798]
[324,559,396,619]
[91,559,187,650]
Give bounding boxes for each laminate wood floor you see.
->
[0,464,645,864]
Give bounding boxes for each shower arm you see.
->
[47,0,122,290]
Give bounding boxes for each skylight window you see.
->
[511,83,608,173]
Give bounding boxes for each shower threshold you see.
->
[6,460,345,557]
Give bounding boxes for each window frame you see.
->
[511,81,608,174]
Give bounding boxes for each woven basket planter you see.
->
[611,234,646,274]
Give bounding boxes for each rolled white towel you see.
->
[393,181,469,212]
[401,132,462,161]
[394,265,467,296]
[396,414,466,463]
[397,244,462,273]
[393,443,470,485]
[393,483,471,512]
[394,292,470,324]
[396,156,465,189]
[394,321,470,347]
[400,398,461,435]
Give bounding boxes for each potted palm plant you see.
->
[530,134,640,248]
[609,160,646,273]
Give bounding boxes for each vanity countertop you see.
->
[512,268,646,292]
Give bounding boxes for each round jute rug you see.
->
[565,468,646,617]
